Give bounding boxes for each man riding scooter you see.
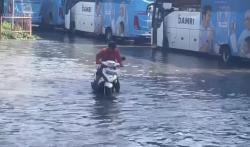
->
[93,40,124,87]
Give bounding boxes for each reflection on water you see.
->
[0,35,250,146]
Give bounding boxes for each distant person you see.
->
[199,5,214,53]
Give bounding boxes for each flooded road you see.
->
[0,32,250,146]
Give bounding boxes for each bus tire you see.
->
[105,28,112,42]
[220,45,231,63]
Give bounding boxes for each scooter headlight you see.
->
[105,69,117,75]
[106,75,117,82]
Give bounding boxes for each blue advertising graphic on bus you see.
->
[202,0,250,58]
[3,0,42,24]
[40,0,65,26]
[64,0,152,39]
[100,0,153,38]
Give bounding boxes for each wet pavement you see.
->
[0,31,250,147]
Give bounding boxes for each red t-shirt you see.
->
[96,48,122,65]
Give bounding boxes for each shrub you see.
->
[1,21,38,40]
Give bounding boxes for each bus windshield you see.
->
[64,0,81,14]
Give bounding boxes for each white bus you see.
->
[65,0,95,33]
[150,0,250,63]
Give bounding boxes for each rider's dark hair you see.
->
[108,40,116,49]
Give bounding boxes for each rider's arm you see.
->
[115,49,123,67]
[96,50,103,64]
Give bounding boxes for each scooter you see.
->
[91,60,121,97]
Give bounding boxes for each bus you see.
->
[40,0,65,27]
[64,0,153,41]
[3,0,42,24]
[150,0,250,63]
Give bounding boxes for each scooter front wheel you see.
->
[104,87,113,97]
[114,80,120,93]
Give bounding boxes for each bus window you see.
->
[151,6,163,29]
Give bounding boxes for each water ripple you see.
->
[0,38,249,146]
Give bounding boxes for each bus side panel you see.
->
[39,0,65,26]
[75,2,95,32]
[189,30,200,52]
[40,0,52,25]
[202,0,250,58]
[64,0,152,38]
[64,1,81,30]
[50,0,65,26]
[65,10,70,29]
[156,22,163,47]
[107,0,129,37]
[69,3,77,27]
[165,11,200,51]
[166,28,177,49]
[30,0,42,24]
[22,0,42,24]
[102,0,152,38]
[127,0,152,38]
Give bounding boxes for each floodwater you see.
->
[0,32,250,147]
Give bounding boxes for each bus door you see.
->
[147,3,163,47]
[64,0,81,30]
[148,2,174,47]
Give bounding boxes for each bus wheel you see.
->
[105,29,112,42]
[220,45,231,63]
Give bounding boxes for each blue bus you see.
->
[64,0,153,41]
[204,0,250,62]
[40,0,65,27]
[151,0,250,63]
[3,0,42,24]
